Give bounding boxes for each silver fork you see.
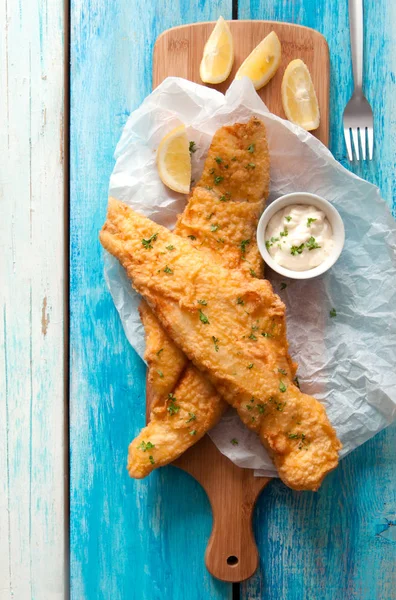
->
[343,0,374,161]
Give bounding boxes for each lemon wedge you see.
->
[235,31,281,90]
[200,16,234,84]
[157,125,191,194]
[281,59,320,131]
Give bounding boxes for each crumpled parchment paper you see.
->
[105,76,396,478]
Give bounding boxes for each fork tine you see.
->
[343,128,353,161]
[351,128,360,161]
[367,127,374,160]
[359,128,366,160]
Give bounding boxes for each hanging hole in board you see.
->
[227,555,239,566]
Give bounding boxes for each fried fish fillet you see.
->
[131,118,272,477]
[100,200,341,491]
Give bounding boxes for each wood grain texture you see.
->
[176,437,270,582]
[238,2,396,599]
[151,20,328,583]
[70,1,233,599]
[154,20,329,144]
[0,0,66,598]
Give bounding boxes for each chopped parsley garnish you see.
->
[257,404,265,414]
[279,381,287,393]
[217,238,225,243]
[186,413,196,423]
[280,282,287,290]
[156,348,163,356]
[330,308,337,318]
[167,393,180,415]
[157,370,164,378]
[237,297,244,305]
[249,268,257,277]
[197,299,207,306]
[247,144,255,153]
[149,455,155,464]
[306,236,321,251]
[294,376,301,389]
[215,157,223,164]
[199,309,210,324]
[246,404,253,411]
[166,245,175,251]
[189,141,197,153]
[307,217,317,226]
[288,432,305,440]
[219,195,228,202]
[247,363,254,369]
[278,368,287,375]
[285,216,292,222]
[246,163,256,169]
[205,186,213,191]
[210,223,219,232]
[206,213,214,220]
[290,243,305,255]
[224,164,229,169]
[266,236,280,250]
[209,168,215,175]
[288,432,308,449]
[261,332,273,338]
[231,156,237,161]
[163,265,173,274]
[212,336,219,352]
[187,235,196,240]
[280,228,288,237]
[269,397,286,412]
[189,429,197,436]
[137,441,155,452]
[214,176,224,185]
[230,438,238,445]
[142,232,158,249]
[239,239,251,256]
[248,333,257,341]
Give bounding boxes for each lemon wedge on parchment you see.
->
[235,31,281,90]
[157,125,191,194]
[200,16,234,84]
[281,59,320,131]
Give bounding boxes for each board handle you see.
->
[175,436,270,583]
[204,489,263,582]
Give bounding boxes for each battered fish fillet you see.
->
[100,200,342,491]
[131,118,273,478]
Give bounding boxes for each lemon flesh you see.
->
[235,31,281,90]
[157,125,191,194]
[200,16,234,84]
[281,59,320,131]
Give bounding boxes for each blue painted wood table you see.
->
[3,0,395,599]
[69,1,395,599]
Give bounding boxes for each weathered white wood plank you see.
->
[0,0,66,598]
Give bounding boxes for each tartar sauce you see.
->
[265,204,333,271]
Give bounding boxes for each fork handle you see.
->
[349,0,363,91]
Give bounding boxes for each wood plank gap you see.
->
[232,8,240,600]
[64,0,71,595]
[232,0,238,20]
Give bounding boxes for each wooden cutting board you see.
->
[150,20,330,583]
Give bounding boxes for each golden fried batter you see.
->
[130,119,271,477]
[100,200,341,491]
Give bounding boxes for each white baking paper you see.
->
[105,76,396,478]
